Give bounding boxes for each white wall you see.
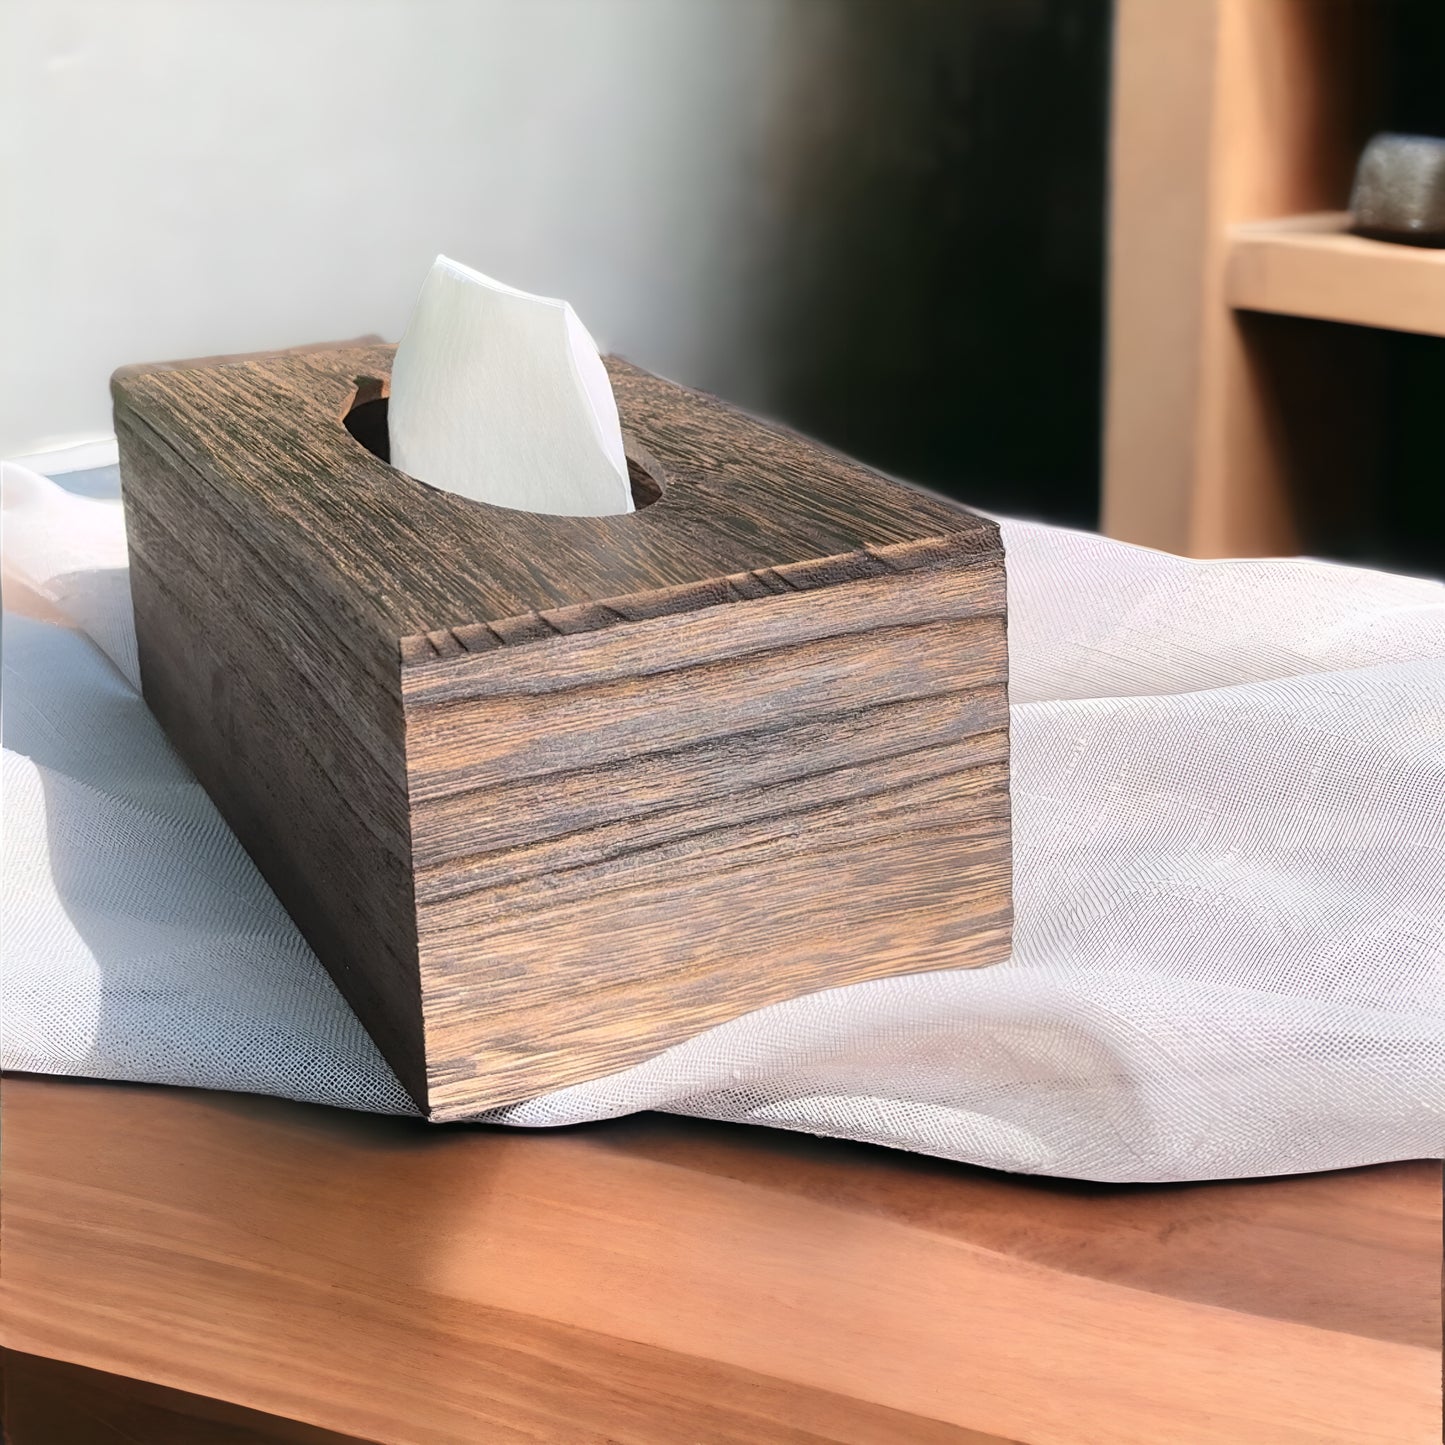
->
[0,0,797,454]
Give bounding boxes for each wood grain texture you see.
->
[407,550,1008,1117]
[113,344,1009,1117]
[2,1076,1438,1445]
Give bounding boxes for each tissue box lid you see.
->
[111,342,1001,651]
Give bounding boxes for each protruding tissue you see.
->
[388,256,633,516]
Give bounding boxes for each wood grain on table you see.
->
[1,1075,1438,1444]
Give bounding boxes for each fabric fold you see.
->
[3,460,1442,1181]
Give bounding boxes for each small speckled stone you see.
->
[1350,132,1445,247]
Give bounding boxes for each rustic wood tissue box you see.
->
[113,341,1010,1119]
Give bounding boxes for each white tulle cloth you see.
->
[3,459,1442,1181]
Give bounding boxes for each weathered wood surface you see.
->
[114,343,1009,1116]
[3,1077,1439,1444]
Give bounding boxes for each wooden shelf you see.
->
[1104,0,1392,558]
[1227,212,1445,338]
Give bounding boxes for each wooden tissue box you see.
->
[113,341,1010,1118]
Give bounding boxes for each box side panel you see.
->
[116,412,429,1106]
[405,551,1011,1118]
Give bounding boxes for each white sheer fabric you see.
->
[4,460,1442,1181]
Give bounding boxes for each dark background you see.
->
[735,0,1440,576]
[1372,0,1445,577]
[746,0,1109,534]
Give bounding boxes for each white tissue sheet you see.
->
[3,462,1443,1181]
[388,257,633,516]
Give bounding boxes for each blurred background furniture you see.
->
[1105,0,1445,567]
[7,1,1443,569]
[2,1074,1440,1444]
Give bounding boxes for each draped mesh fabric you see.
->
[4,460,1441,1181]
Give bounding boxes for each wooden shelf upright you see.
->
[1102,0,1435,558]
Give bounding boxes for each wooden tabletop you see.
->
[1,1074,1439,1444]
